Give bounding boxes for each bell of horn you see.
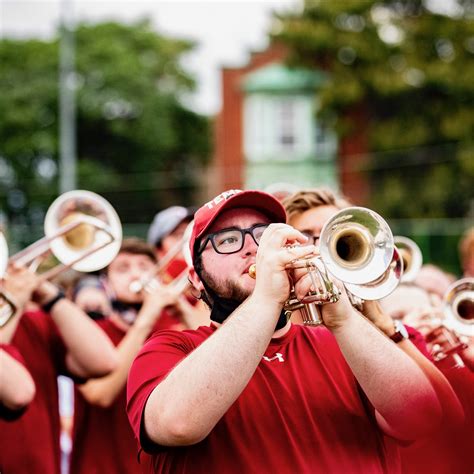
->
[394,236,423,283]
[44,190,122,272]
[319,207,394,285]
[443,278,474,337]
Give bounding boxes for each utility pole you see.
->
[59,0,77,193]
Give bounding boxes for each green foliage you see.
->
[275,0,474,218]
[0,19,211,237]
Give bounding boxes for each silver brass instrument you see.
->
[249,207,401,326]
[129,220,193,296]
[394,236,422,283]
[0,190,122,327]
[0,232,17,326]
[425,278,473,367]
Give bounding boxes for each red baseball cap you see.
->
[189,189,287,260]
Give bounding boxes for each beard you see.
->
[199,267,251,305]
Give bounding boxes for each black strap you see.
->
[41,290,66,313]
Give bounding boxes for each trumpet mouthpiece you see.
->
[248,264,257,279]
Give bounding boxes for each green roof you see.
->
[242,64,327,94]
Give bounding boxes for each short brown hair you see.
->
[283,188,352,222]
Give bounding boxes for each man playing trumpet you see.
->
[127,189,445,473]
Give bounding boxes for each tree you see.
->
[275,0,474,219]
[0,19,211,246]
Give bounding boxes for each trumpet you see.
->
[249,207,401,326]
[394,236,423,282]
[129,220,193,295]
[424,278,473,367]
[0,190,122,327]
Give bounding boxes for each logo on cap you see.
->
[204,189,242,210]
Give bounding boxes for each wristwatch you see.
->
[389,320,409,343]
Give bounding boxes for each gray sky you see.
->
[1,0,301,115]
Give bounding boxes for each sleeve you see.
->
[405,324,433,360]
[126,330,196,453]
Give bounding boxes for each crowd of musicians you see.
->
[0,186,473,474]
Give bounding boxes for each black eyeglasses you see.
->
[198,224,269,255]
[300,232,320,246]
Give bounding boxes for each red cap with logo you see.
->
[189,189,287,261]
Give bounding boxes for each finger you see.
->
[260,223,309,247]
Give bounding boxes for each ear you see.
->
[189,267,204,293]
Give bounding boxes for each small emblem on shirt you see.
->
[263,352,284,363]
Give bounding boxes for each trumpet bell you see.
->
[443,278,474,336]
[394,236,422,282]
[319,207,394,285]
[344,246,403,300]
[45,190,122,272]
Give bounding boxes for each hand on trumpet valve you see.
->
[249,224,316,306]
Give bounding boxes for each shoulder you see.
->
[143,324,215,353]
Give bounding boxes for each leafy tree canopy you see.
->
[0,19,211,239]
[275,0,473,218]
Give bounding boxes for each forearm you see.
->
[80,319,155,407]
[50,299,117,376]
[331,310,441,440]
[177,298,210,330]
[144,294,281,446]
[398,339,464,424]
[0,348,36,410]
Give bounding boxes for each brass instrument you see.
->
[0,232,17,326]
[129,220,193,296]
[0,190,122,327]
[249,207,401,326]
[394,236,423,283]
[425,278,473,367]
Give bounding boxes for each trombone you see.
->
[129,220,194,296]
[0,190,122,327]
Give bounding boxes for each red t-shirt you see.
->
[398,364,474,474]
[70,314,178,474]
[0,311,69,474]
[127,323,401,474]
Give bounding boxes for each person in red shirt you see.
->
[127,188,444,474]
[70,238,193,474]
[0,263,117,474]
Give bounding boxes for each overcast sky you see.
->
[1,0,301,115]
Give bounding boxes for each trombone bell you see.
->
[45,190,122,273]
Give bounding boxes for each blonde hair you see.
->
[283,188,352,222]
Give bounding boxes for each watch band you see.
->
[41,290,66,313]
[389,320,409,343]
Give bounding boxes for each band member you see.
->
[284,188,471,473]
[70,238,194,474]
[126,189,443,473]
[0,263,117,474]
[146,205,209,326]
[147,205,195,273]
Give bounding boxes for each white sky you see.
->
[1,0,302,115]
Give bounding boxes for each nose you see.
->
[241,232,258,256]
